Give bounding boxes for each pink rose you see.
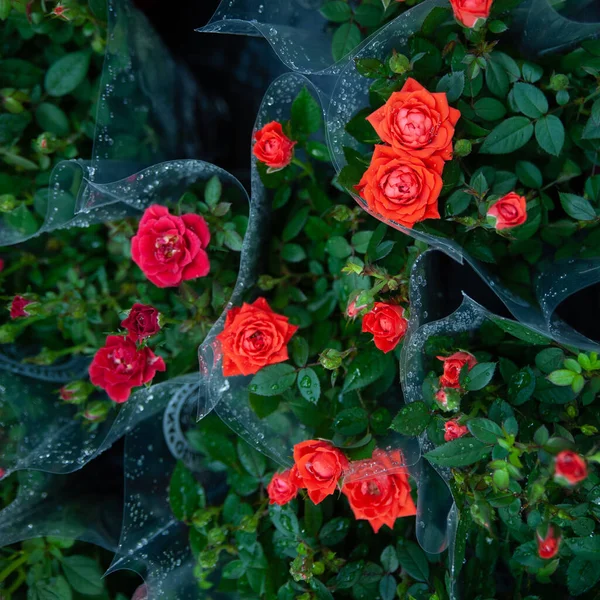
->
[131,205,210,288]
[10,296,32,319]
[444,419,469,442]
[487,192,527,230]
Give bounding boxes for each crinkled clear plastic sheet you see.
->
[514,0,600,57]
[197,0,600,349]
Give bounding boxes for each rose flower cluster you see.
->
[267,441,417,533]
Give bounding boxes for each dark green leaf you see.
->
[332,22,362,62]
[473,97,506,121]
[390,402,431,436]
[488,317,551,345]
[333,407,368,436]
[560,193,597,221]
[237,440,267,478]
[291,87,322,136]
[297,367,321,403]
[567,557,600,596]
[424,437,491,467]
[61,555,104,596]
[320,517,351,545]
[250,364,297,396]
[535,115,565,156]
[467,418,503,443]
[45,51,90,97]
[480,117,533,154]
[512,82,548,118]
[320,1,352,22]
[465,362,496,391]
[169,461,202,521]
[436,71,465,102]
[396,541,429,582]
[515,160,542,188]
[343,350,392,392]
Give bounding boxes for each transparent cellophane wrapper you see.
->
[3,0,600,598]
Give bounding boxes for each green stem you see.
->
[291,157,316,183]
[0,553,28,583]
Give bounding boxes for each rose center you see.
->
[361,480,381,496]
[264,138,280,155]
[308,455,335,480]
[243,330,267,353]
[499,203,518,220]
[377,315,393,333]
[109,348,134,373]
[155,234,181,263]
[381,167,421,203]
[396,107,438,147]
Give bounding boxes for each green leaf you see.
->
[512,82,548,118]
[424,437,491,467]
[390,402,431,436]
[332,22,362,62]
[30,576,72,600]
[343,350,391,392]
[396,541,429,582]
[445,190,472,216]
[535,348,565,374]
[249,393,280,419]
[436,71,465,102]
[250,364,297,396]
[559,193,597,221]
[515,160,542,188]
[304,498,323,537]
[223,560,246,579]
[297,367,321,403]
[507,366,536,405]
[320,517,351,545]
[319,1,352,22]
[291,87,322,136]
[0,113,31,145]
[269,503,300,537]
[488,317,551,345]
[465,362,496,391]
[480,117,533,154]
[521,62,543,83]
[547,369,576,386]
[345,107,380,143]
[35,103,70,137]
[306,140,330,161]
[354,58,387,79]
[333,407,369,436]
[380,546,399,573]
[473,97,506,121]
[485,54,510,97]
[282,206,310,242]
[0,58,43,87]
[535,115,565,156]
[169,461,202,521]
[467,418,503,443]
[204,175,222,207]
[237,439,267,478]
[354,4,383,27]
[61,555,104,596]
[567,557,600,596]
[45,51,91,97]
[289,336,309,367]
[379,575,396,600]
[4,204,38,235]
[281,243,307,263]
[223,229,243,251]
[325,235,352,258]
[566,536,600,559]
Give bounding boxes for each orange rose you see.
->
[449,0,493,28]
[437,351,477,388]
[487,192,527,230]
[253,121,296,170]
[362,302,408,353]
[341,449,416,533]
[355,145,443,229]
[367,78,460,161]
[293,440,349,504]
[216,297,298,376]
[267,467,301,505]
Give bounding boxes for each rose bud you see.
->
[252,121,296,170]
[444,419,469,442]
[487,192,527,231]
[346,293,370,319]
[362,302,408,353]
[554,450,588,485]
[293,440,348,504]
[59,381,91,405]
[449,0,493,28]
[536,525,561,560]
[267,467,301,506]
[437,351,477,389]
[121,303,161,342]
[0,258,4,271]
[10,295,32,319]
[82,400,111,422]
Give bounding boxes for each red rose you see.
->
[367,78,460,161]
[60,387,74,402]
[122,303,161,342]
[89,335,166,403]
[293,440,349,504]
[0,258,4,271]
[341,449,416,533]
[131,205,210,288]
[0,467,5,479]
[449,0,493,28]
[537,525,561,559]
[10,295,32,319]
[437,351,477,389]
[487,192,527,230]
[362,303,408,353]
[216,297,298,377]
[444,419,469,442]
[355,145,443,229]
[267,467,301,505]
[554,450,588,485]
[253,121,296,170]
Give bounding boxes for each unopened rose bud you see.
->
[83,400,111,422]
[33,133,57,155]
[550,74,569,91]
[389,52,410,74]
[454,139,472,157]
[312,561,325,575]
[319,348,343,370]
[207,527,226,545]
[435,387,461,412]
[59,381,92,405]
[554,450,588,486]
[258,274,279,291]
[493,469,510,490]
[198,549,218,569]
[331,205,353,222]
[0,194,17,212]
[52,3,70,20]
[536,524,561,559]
